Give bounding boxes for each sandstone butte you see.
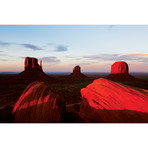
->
[69,65,88,78]
[24,57,42,71]
[79,78,148,123]
[9,57,54,84]
[12,81,66,123]
[105,61,137,81]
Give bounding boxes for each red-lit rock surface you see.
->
[31,58,38,69]
[105,61,136,81]
[111,61,128,74]
[69,65,88,78]
[25,57,42,71]
[10,57,54,84]
[79,78,148,123]
[24,57,31,70]
[12,81,65,123]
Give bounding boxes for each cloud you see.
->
[19,56,26,59]
[83,54,119,61]
[20,44,43,50]
[127,53,148,56]
[54,45,68,52]
[0,59,8,61]
[40,56,60,63]
[0,40,44,51]
[83,53,148,63]
[119,54,148,63]
[0,40,68,52]
[47,43,68,52]
[0,41,13,46]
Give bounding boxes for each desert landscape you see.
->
[1,3,148,148]
[0,25,148,123]
[0,56,148,123]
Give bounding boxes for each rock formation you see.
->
[10,57,54,84]
[25,57,42,71]
[79,78,148,123]
[12,81,66,123]
[73,65,81,73]
[24,57,31,70]
[69,65,88,78]
[111,61,128,74]
[105,61,136,81]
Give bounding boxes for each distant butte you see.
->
[25,57,42,71]
[69,65,88,78]
[105,61,137,81]
[111,61,128,74]
[10,57,54,84]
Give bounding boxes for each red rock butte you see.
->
[25,57,42,71]
[79,78,148,123]
[69,65,88,78]
[105,61,136,81]
[9,57,54,84]
[12,81,66,123]
[111,61,128,74]
[73,65,81,73]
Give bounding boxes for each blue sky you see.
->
[0,25,148,72]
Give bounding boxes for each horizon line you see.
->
[0,71,148,73]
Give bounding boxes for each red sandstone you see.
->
[12,81,65,123]
[80,78,148,123]
[25,57,42,71]
[111,61,129,74]
[105,61,136,81]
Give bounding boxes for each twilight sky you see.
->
[0,25,148,72]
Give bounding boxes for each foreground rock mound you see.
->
[80,78,148,123]
[69,65,88,78]
[10,57,54,84]
[105,61,136,81]
[12,81,65,123]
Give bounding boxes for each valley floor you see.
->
[0,73,148,123]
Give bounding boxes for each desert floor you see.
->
[0,73,148,123]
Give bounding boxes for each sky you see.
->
[0,25,148,72]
